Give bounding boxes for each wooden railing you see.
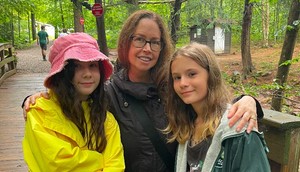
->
[260,109,300,172]
[0,43,17,85]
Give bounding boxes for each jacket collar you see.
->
[111,69,159,100]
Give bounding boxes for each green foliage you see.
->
[104,3,131,48]
[280,57,300,66]
[0,0,293,50]
[1,0,298,114]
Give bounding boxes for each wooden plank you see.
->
[285,128,300,172]
[0,69,16,86]
[0,73,47,172]
[262,109,300,129]
[260,124,288,164]
[0,43,12,52]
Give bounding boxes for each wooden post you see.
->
[260,109,300,172]
[0,43,17,85]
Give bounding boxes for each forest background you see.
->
[0,0,299,116]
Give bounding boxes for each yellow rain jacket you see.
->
[23,91,125,172]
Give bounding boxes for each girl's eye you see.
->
[88,62,99,68]
[188,72,196,77]
[172,76,181,81]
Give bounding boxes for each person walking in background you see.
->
[23,10,263,172]
[37,25,49,61]
[23,33,125,171]
[164,42,270,172]
[59,28,68,37]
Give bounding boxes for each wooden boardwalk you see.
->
[0,73,47,172]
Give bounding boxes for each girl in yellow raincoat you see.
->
[22,33,125,172]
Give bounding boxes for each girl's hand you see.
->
[227,96,258,133]
[23,92,49,120]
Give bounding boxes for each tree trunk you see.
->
[18,12,21,38]
[31,12,36,41]
[170,0,182,44]
[11,10,14,46]
[59,0,65,29]
[261,0,269,47]
[274,1,280,44]
[73,0,84,32]
[241,0,254,78]
[271,0,300,112]
[95,0,109,56]
[27,13,31,42]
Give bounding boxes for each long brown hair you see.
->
[50,60,108,152]
[164,42,230,144]
[117,10,173,95]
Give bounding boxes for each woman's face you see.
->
[171,56,209,107]
[128,18,161,76]
[72,61,100,100]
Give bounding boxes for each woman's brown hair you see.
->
[117,10,174,95]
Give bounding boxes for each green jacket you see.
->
[176,105,271,172]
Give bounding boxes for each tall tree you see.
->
[241,0,255,78]
[271,0,300,112]
[31,12,36,41]
[72,0,84,32]
[261,0,269,47]
[10,10,14,46]
[59,0,66,29]
[170,0,183,44]
[95,0,109,56]
[273,0,280,43]
[27,12,31,41]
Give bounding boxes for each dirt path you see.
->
[16,41,52,74]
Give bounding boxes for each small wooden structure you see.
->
[260,109,300,172]
[0,43,17,85]
[190,19,232,54]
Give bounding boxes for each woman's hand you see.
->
[227,96,258,133]
[23,92,49,120]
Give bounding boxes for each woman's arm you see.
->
[22,92,49,120]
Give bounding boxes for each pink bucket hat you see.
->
[44,32,113,88]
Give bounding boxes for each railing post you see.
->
[260,109,300,172]
[0,43,17,85]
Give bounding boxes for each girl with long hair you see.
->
[165,42,270,172]
[23,33,124,171]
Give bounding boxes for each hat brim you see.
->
[44,46,113,88]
